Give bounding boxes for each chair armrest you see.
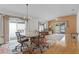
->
[20,35,26,38]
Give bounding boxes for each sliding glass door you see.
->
[9,18,26,41]
[9,22,17,41]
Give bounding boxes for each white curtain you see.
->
[0,15,4,44]
[3,15,9,43]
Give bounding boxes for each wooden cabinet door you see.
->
[66,34,77,48]
[71,34,77,48]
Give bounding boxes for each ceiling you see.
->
[0,4,79,22]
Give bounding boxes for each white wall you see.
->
[77,9,79,45]
[25,18,49,36]
[77,10,79,33]
[25,18,39,36]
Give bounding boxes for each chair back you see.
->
[16,32,21,42]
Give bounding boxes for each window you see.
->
[39,25,44,32]
[38,22,48,32]
[55,22,66,33]
[17,23,26,35]
[60,23,65,33]
[9,18,26,40]
[55,24,61,33]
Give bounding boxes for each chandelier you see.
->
[25,4,31,22]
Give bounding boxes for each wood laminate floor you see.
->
[43,42,79,54]
[0,41,79,54]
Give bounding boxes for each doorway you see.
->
[9,18,26,49]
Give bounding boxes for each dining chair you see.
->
[15,32,29,52]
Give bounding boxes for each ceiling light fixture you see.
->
[25,4,31,37]
[26,4,29,22]
[25,4,31,21]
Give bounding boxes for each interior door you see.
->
[0,15,4,44]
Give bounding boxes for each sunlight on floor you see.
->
[0,40,19,54]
